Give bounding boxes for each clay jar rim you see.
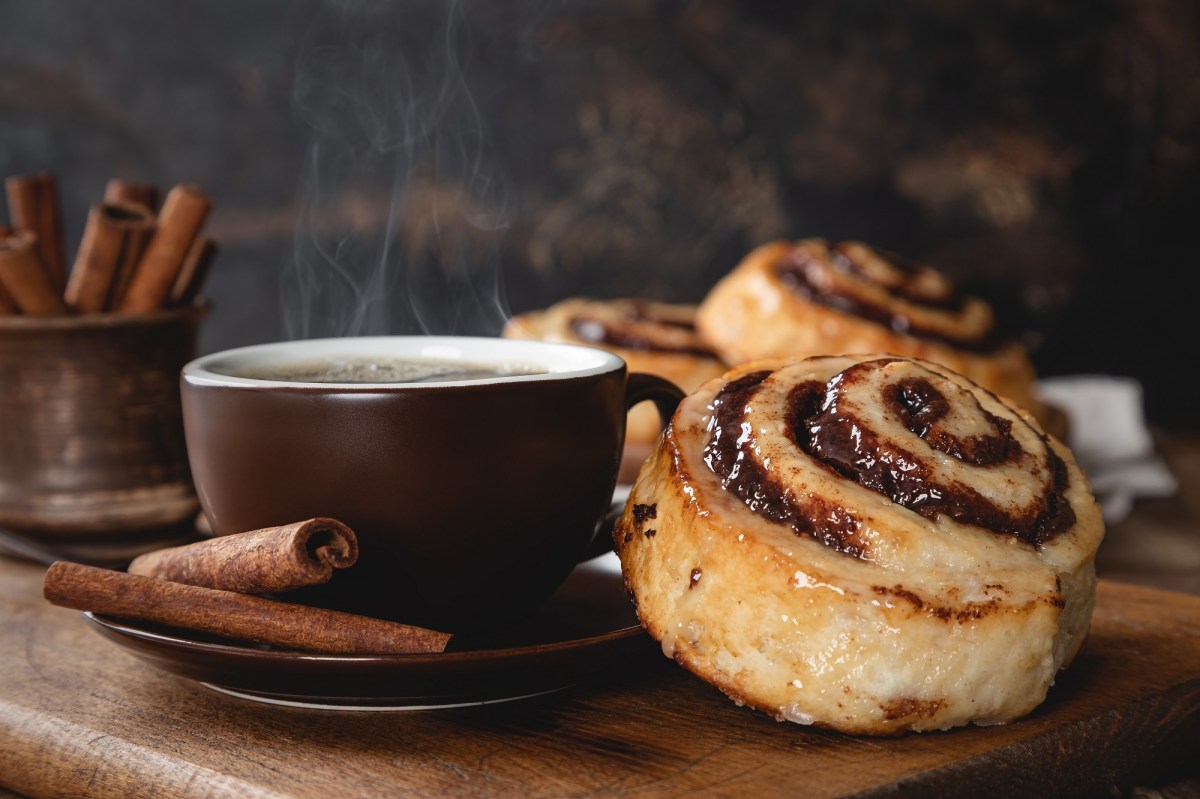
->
[181,335,626,390]
[0,304,206,333]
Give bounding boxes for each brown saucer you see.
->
[0,523,203,570]
[84,553,653,709]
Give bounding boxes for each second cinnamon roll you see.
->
[695,239,1052,427]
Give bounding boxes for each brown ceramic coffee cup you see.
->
[181,336,683,632]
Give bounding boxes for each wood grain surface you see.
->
[0,555,1197,799]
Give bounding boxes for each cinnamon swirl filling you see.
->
[568,301,715,357]
[775,241,1003,353]
[703,357,1074,556]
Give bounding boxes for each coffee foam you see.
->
[228,355,545,384]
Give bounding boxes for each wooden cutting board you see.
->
[0,555,1197,799]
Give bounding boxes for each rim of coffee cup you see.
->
[182,335,626,389]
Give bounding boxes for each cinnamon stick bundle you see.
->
[103,179,159,213]
[64,201,155,313]
[44,561,451,655]
[0,230,69,316]
[127,518,359,595]
[118,184,212,313]
[5,173,67,290]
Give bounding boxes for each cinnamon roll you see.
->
[505,298,726,479]
[694,239,1051,426]
[614,354,1103,735]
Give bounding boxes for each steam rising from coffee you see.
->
[285,0,511,339]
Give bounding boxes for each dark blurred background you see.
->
[2,0,1197,428]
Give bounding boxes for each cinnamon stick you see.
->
[0,230,69,316]
[168,235,216,306]
[127,518,358,594]
[0,225,13,315]
[5,173,67,290]
[118,184,212,313]
[103,179,159,213]
[44,561,451,655]
[64,201,155,314]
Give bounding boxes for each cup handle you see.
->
[583,372,686,561]
[624,371,686,422]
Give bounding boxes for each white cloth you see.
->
[1037,376,1178,523]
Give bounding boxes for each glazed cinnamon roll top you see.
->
[694,239,1051,431]
[704,357,1075,558]
[505,298,719,358]
[564,299,715,357]
[775,241,1002,353]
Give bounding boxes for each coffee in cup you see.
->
[229,355,546,384]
